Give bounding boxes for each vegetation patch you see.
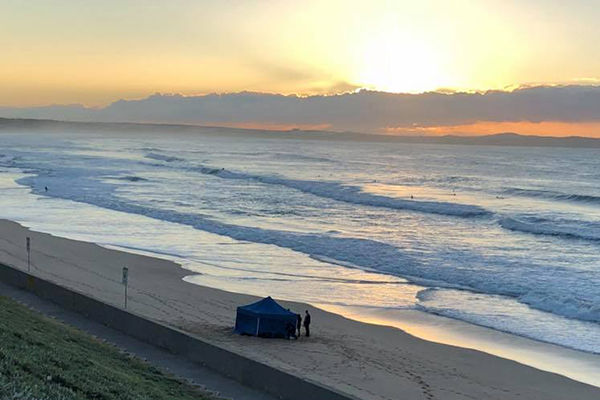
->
[0,296,220,400]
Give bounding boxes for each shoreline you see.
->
[319,305,600,388]
[2,219,600,400]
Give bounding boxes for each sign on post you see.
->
[122,267,129,285]
[122,267,129,309]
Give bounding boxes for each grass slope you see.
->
[0,296,220,400]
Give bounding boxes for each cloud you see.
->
[1,85,600,134]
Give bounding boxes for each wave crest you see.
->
[519,291,600,323]
[144,152,490,218]
[499,216,600,242]
[145,152,184,163]
[503,187,600,205]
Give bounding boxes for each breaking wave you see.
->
[503,187,600,205]
[114,175,148,182]
[271,152,335,163]
[143,153,490,218]
[518,291,600,324]
[499,216,600,242]
[145,152,184,163]
[16,174,415,276]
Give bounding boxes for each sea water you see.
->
[1,130,599,355]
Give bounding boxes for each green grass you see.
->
[0,296,220,400]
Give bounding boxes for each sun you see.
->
[354,32,448,93]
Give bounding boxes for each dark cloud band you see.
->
[1,85,599,133]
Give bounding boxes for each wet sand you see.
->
[320,304,600,388]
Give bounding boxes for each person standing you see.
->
[304,310,311,337]
[296,313,302,338]
[286,321,296,339]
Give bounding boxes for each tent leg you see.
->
[256,317,261,336]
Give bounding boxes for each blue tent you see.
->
[234,296,297,338]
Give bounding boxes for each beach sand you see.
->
[1,219,599,400]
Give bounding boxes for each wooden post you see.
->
[26,237,30,273]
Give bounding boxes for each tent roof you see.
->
[238,296,296,316]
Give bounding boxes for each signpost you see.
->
[122,267,129,309]
[26,237,31,272]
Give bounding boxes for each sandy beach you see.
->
[1,219,599,400]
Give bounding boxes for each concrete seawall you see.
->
[0,263,359,400]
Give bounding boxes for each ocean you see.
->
[1,129,599,355]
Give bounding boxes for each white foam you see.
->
[143,154,491,218]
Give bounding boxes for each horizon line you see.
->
[3,116,600,141]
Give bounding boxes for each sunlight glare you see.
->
[355,31,448,93]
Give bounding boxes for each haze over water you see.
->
[1,130,599,355]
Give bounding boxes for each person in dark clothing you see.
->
[286,321,297,339]
[303,310,311,337]
[296,313,302,337]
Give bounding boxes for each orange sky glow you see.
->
[384,121,600,138]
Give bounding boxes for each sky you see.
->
[1,0,600,136]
